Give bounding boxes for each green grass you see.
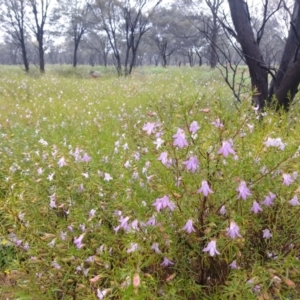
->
[0,65,300,299]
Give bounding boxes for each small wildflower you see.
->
[218,140,235,157]
[202,240,220,256]
[127,243,139,253]
[211,118,224,128]
[229,260,238,269]
[226,221,242,239]
[282,173,294,186]
[262,229,272,239]
[219,205,226,215]
[183,156,199,173]
[236,181,252,200]
[74,233,85,249]
[160,257,174,267]
[289,195,300,206]
[151,242,161,253]
[142,122,157,135]
[152,195,176,212]
[197,180,214,196]
[261,192,276,206]
[173,128,188,148]
[264,137,285,150]
[182,219,196,234]
[251,201,263,214]
[189,121,200,133]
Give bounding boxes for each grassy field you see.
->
[0,65,300,299]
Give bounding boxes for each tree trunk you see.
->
[209,15,218,68]
[268,0,300,110]
[38,38,45,73]
[21,39,29,72]
[228,0,268,109]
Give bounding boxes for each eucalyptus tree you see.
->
[0,0,30,72]
[149,5,188,67]
[27,0,53,73]
[226,0,300,110]
[55,0,91,67]
[89,0,162,76]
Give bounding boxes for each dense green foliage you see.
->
[0,66,300,299]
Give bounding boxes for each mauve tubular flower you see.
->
[197,180,214,196]
[218,140,235,157]
[152,195,176,212]
[182,219,196,234]
[261,192,276,207]
[189,121,200,133]
[226,221,242,239]
[211,118,224,128]
[282,173,294,186]
[251,201,263,214]
[229,260,238,269]
[219,205,226,215]
[158,151,172,168]
[236,181,252,200]
[289,195,300,206]
[74,233,85,249]
[264,137,285,150]
[262,229,272,239]
[183,156,199,173]
[202,240,220,256]
[142,122,157,135]
[151,242,161,253]
[160,257,174,267]
[173,128,188,148]
[82,153,91,163]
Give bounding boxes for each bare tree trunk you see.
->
[268,0,300,109]
[228,0,268,109]
[38,37,45,73]
[209,15,218,68]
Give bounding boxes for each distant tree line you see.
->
[0,0,299,109]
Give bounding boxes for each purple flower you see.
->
[218,140,235,157]
[183,156,199,173]
[104,173,113,181]
[229,260,238,269]
[261,192,276,207]
[142,122,157,135]
[114,216,130,233]
[158,151,172,168]
[127,243,139,253]
[74,233,85,249]
[182,219,196,234]
[82,153,91,163]
[282,173,294,186]
[211,118,224,128]
[151,242,161,253]
[264,137,285,150]
[58,157,67,167]
[202,240,220,256]
[146,215,156,226]
[197,180,214,197]
[160,257,174,267]
[226,221,242,239]
[289,195,300,206]
[173,128,188,148]
[189,121,200,133]
[262,229,272,239]
[236,181,252,200]
[219,205,226,215]
[251,201,263,214]
[152,195,176,212]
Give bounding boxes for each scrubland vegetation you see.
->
[0,66,300,299]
